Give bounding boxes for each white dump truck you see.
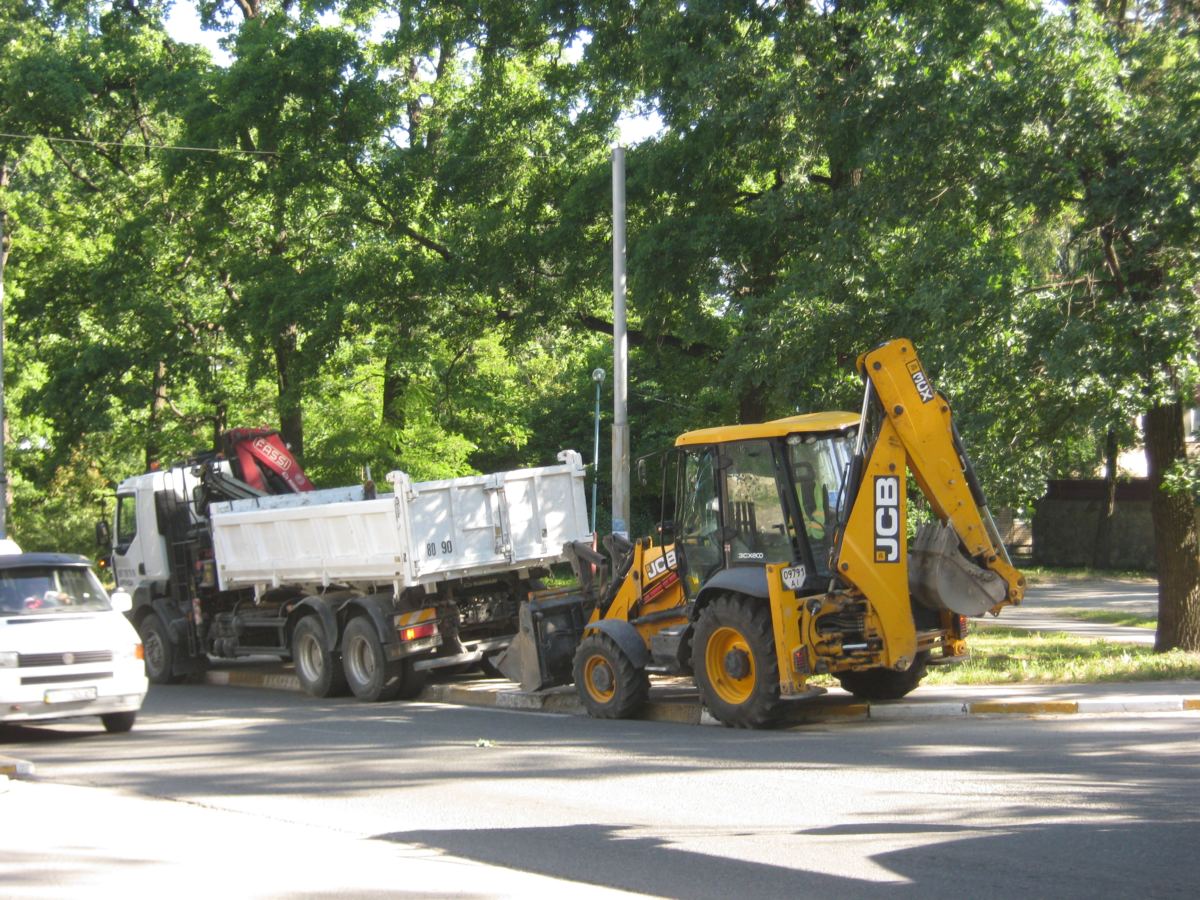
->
[107,430,590,701]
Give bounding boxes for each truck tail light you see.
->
[401,622,437,642]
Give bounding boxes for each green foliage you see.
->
[0,0,1197,643]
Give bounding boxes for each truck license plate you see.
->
[44,687,98,704]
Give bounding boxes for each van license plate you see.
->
[44,687,98,704]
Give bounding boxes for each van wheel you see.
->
[101,711,137,734]
[292,616,349,698]
[692,594,782,728]
[341,618,404,702]
[139,613,183,685]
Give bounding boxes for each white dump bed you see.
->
[209,451,590,593]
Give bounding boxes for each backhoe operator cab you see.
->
[510,338,1024,729]
[672,412,855,600]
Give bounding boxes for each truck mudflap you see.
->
[908,522,1007,617]
[495,589,590,691]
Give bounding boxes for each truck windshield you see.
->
[0,566,112,616]
[788,434,852,575]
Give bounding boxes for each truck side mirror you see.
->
[657,520,675,546]
[95,520,111,547]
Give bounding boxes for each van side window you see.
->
[116,494,138,550]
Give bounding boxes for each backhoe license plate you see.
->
[44,687,97,705]
[781,566,807,591]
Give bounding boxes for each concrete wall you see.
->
[1031,479,1199,571]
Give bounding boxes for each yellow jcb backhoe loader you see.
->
[497,338,1024,728]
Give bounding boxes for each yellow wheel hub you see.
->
[583,654,616,703]
[705,625,756,706]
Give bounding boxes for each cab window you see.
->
[724,440,792,566]
[115,493,138,551]
[676,447,722,596]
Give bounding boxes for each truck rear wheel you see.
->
[292,616,349,698]
[692,594,782,728]
[835,651,930,701]
[341,617,404,702]
[139,613,184,685]
[573,633,649,719]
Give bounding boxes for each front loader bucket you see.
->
[495,593,589,692]
[909,522,1007,617]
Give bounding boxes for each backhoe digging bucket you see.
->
[495,591,589,692]
[909,522,1007,617]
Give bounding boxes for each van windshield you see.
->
[0,566,112,616]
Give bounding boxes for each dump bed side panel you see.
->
[212,453,590,592]
[213,497,409,591]
[401,454,590,582]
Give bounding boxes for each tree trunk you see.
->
[737,384,767,425]
[382,343,409,429]
[273,324,304,459]
[1092,427,1119,569]
[1143,401,1200,652]
[145,360,168,471]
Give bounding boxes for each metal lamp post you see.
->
[590,367,605,534]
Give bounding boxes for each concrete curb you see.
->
[201,668,1200,726]
[1,756,36,779]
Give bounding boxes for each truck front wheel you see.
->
[341,618,404,702]
[293,616,349,698]
[139,613,184,685]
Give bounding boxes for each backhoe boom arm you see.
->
[832,339,1024,667]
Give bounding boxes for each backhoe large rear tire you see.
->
[573,633,649,719]
[835,651,931,701]
[691,594,782,728]
[292,615,348,698]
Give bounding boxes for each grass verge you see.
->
[1017,566,1155,585]
[920,628,1200,685]
[1048,608,1157,629]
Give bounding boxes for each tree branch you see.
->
[577,314,719,359]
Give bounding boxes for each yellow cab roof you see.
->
[675,411,859,447]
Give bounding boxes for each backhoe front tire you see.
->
[139,613,184,685]
[573,633,649,719]
[692,594,782,728]
[835,651,931,701]
[292,615,348,698]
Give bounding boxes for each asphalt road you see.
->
[3,682,1197,898]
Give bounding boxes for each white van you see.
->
[0,540,148,732]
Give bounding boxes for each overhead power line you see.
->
[0,131,277,157]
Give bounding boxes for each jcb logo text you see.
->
[906,360,935,403]
[645,549,678,581]
[874,476,901,563]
